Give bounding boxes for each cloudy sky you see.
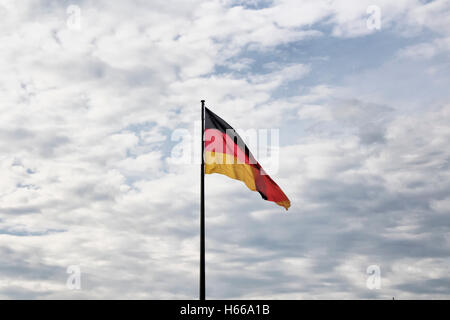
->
[1,0,450,299]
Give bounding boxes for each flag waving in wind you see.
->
[204,107,291,210]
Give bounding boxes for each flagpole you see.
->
[200,99,206,300]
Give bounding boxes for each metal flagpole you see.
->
[200,99,206,300]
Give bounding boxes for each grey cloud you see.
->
[395,278,450,295]
[0,0,449,300]
[0,206,42,215]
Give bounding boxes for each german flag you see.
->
[204,108,290,210]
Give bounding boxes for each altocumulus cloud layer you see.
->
[0,0,450,299]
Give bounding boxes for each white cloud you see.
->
[399,37,450,59]
[0,0,449,299]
